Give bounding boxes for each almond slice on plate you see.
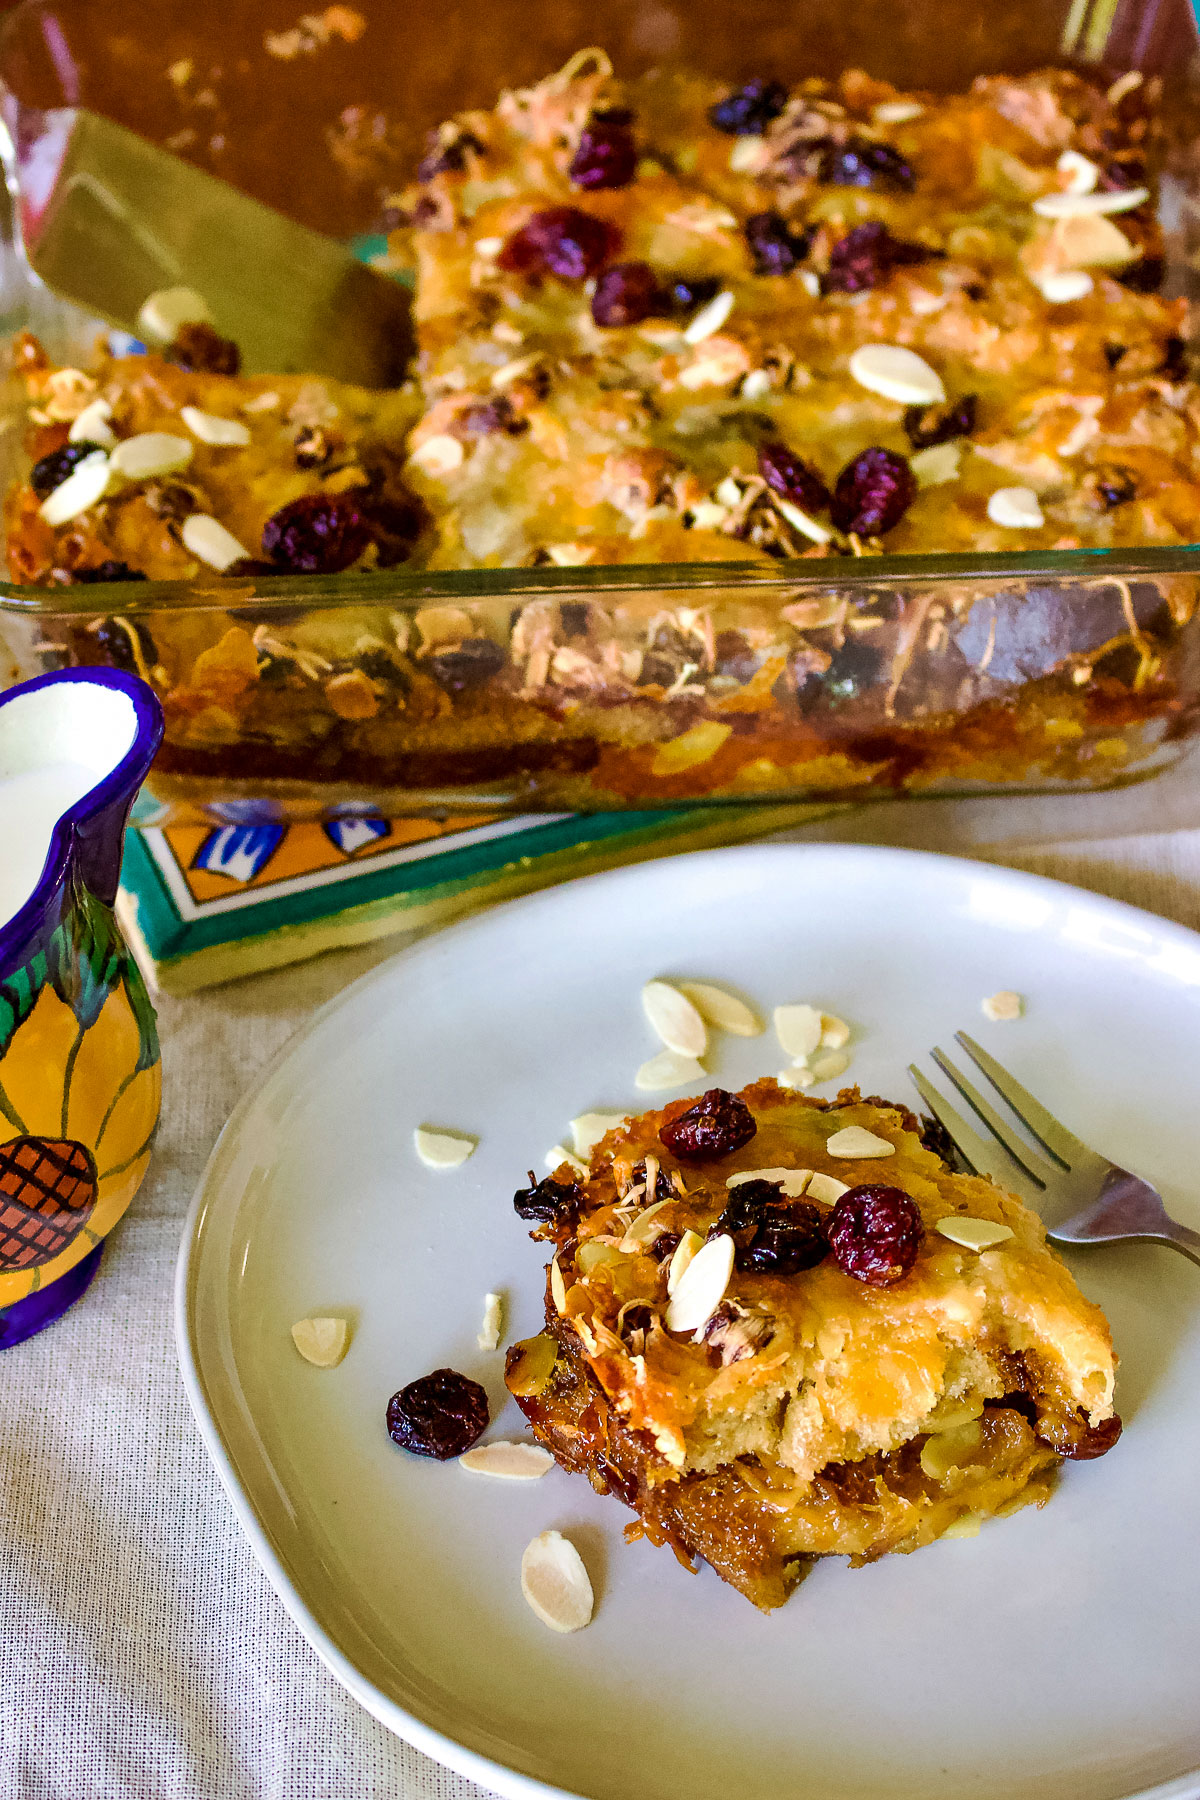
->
[774,1003,823,1061]
[635,1049,705,1091]
[414,1126,478,1169]
[460,1441,554,1479]
[819,1014,851,1049]
[678,981,763,1037]
[570,1111,627,1158]
[808,1048,850,1082]
[982,990,1023,1021]
[826,1125,895,1158]
[521,1530,594,1632]
[477,1291,503,1351]
[642,980,708,1057]
[778,1065,816,1089]
[665,1233,734,1332]
[290,1316,349,1367]
[544,1143,589,1177]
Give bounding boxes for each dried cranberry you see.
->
[167,320,241,376]
[824,221,932,294]
[497,207,616,282]
[461,396,529,436]
[591,261,661,327]
[660,1088,757,1163]
[513,1169,582,1223]
[425,637,506,692]
[818,137,915,192]
[826,1184,924,1285]
[744,211,811,277]
[709,78,788,135]
[831,447,916,537]
[758,440,830,514]
[30,442,108,499]
[570,115,638,190]
[386,1368,489,1459]
[262,493,371,574]
[651,1229,682,1263]
[664,275,721,315]
[904,394,977,450]
[1054,1411,1123,1460]
[70,560,147,583]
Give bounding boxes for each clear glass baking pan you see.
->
[0,0,1198,822]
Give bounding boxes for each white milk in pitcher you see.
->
[0,763,102,926]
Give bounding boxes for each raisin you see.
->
[744,211,811,277]
[709,78,789,135]
[1099,156,1146,191]
[416,130,484,181]
[1119,255,1164,293]
[30,442,108,499]
[570,115,638,190]
[363,494,429,568]
[918,1114,960,1167]
[758,439,830,514]
[1161,335,1188,379]
[651,1229,682,1263]
[497,207,616,282]
[824,221,932,294]
[93,616,157,671]
[167,320,241,375]
[591,261,661,327]
[426,637,506,692]
[817,137,915,192]
[826,1184,924,1285]
[711,1180,829,1275]
[71,561,147,583]
[821,638,885,700]
[660,1088,757,1163]
[664,275,721,314]
[1104,343,1126,369]
[262,493,371,574]
[293,425,337,469]
[513,1169,582,1223]
[1094,466,1137,508]
[714,629,758,682]
[831,447,916,536]
[460,396,529,436]
[386,1368,489,1459]
[1053,1409,1123,1460]
[904,394,977,450]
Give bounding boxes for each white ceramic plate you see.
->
[176,844,1200,1800]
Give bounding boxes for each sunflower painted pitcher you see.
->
[0,668,163,1347]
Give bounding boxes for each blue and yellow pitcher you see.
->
[0,667,163,1346]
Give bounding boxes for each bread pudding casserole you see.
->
[505,1081,1119,1610]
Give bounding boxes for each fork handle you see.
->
[1159,1219,1200,1268]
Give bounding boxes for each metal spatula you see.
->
[5,106,413,387]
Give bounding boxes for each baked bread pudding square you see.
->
[505,1080,1119,1610]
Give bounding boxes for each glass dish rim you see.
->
[4,542,1200,618]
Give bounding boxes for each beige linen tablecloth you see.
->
[4,803,1200,1800]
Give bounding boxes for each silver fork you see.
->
[909,1032,1200,1268]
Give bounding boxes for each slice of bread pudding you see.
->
[505,1080,1119,1610]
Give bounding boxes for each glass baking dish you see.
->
[0,0,1198,823]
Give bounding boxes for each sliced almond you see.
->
[544,1142,589,1177]
[819,1014,850,1049]
[290,1316,349,1367]
[642,980,708,1057]
[678,981,763,1037]
[1033,186,1149,218]
[570,1111,627,1158]
[982,989,1023,1021]
[620,1199,671,1251]
[460,1441,554,1479]
[550,1255,567,1313]
[635,1049,705,1091]
[682,289,735,344]
[181,513,251,571]
[667,1229,704,1295]
[807,1172,850,1204]
[940,1511,983,1539]
[826,1125,895,1158]
[665,1233,734,1332]
[799,269,821,297]
[778,1065,816,1089]
[521,1530,594,1632]
[38,451,110,525]
[180,404,252,446]
[911,441,961,488]
[872,99,924,123]
[409,433,465,477]
[1035,269,1094,303]
[808,1048,850,1082]
[728,1166,812,1197]
[577,1239,624,1275]
[848,343,945,406]
[68,397,115,447]
[414,1126,477,1169]
[477,1291,503,1351]
[136,284,213,343]
[935,1215,1015,1250]
[987,486,1044,530]
[774,1003,823,1061]
[1056,150,1099,196]
[741,368,772,400]
[108,431,194,481]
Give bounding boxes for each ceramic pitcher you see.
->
[0,667,163,1347]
